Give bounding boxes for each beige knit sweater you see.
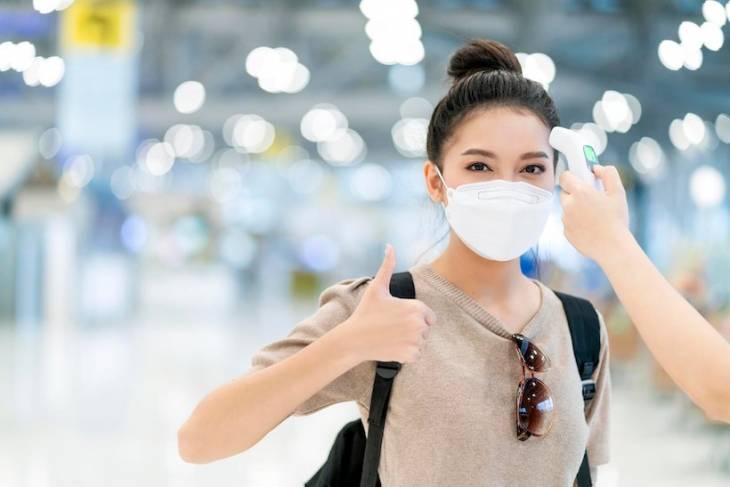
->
[250,261,611,486]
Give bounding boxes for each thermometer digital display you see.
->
[583,145,599,167]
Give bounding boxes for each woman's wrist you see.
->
[320,318,366,370]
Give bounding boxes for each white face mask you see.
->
[434,165,554,262]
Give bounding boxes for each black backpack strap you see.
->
[360,271,415,487]
[553,291,601,401]
[552,290,601,487]
[576,453,592,487]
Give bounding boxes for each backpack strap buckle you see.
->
[580,361,596,402]
[376,361,401,379]
[580,361,595,378]
[581,379,596,401]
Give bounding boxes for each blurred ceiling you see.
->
[1,0,729,160]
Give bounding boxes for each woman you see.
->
[560,164,730,423]
[177,38,611,485]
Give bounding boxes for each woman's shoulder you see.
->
[541,281,610,350]
[317,273,374,312]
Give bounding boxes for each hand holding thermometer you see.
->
[549,127,605,192]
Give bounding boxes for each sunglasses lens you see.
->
[513,334,550,372]
[517,378,554,437]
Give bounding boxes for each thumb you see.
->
[593,164,625,195]
[371,243,396,296]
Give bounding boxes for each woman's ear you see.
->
[423,160,445,203]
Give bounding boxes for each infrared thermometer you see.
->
[549,127,604,192]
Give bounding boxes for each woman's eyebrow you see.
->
[520,151,549,160]
[460,148,549,160]
[461,148,497,158]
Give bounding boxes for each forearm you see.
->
[597,230,730,422]
[178,321,362,463]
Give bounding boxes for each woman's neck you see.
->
[428,233,532,307]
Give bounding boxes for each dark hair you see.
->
[426,38,560,170]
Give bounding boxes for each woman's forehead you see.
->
[445,107,551,157]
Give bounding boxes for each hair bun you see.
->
[447,38,522,83]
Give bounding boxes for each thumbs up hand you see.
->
[338,244,437,364]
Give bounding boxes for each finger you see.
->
[420,302,437,327]
[593,164,626,196]
[559,189,569,208]
[371,243,396,296]
[415,321,430,342]
[558,170,585,195]
[561,214,571,234]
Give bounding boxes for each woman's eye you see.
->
[523,164,546,175]
[468,162,491,171]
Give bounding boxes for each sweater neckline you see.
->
[413,262,549,340]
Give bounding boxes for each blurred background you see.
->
[1,0,730,485]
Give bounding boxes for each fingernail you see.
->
[384,243,390,255]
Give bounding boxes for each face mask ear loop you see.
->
[433,164,450,207]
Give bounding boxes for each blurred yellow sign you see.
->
[61,0,136,51]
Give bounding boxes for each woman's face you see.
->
[425,106,555,203]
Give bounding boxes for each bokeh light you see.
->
[690,165,726,208]
[245,46,310,94]
[173,81,206,114]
